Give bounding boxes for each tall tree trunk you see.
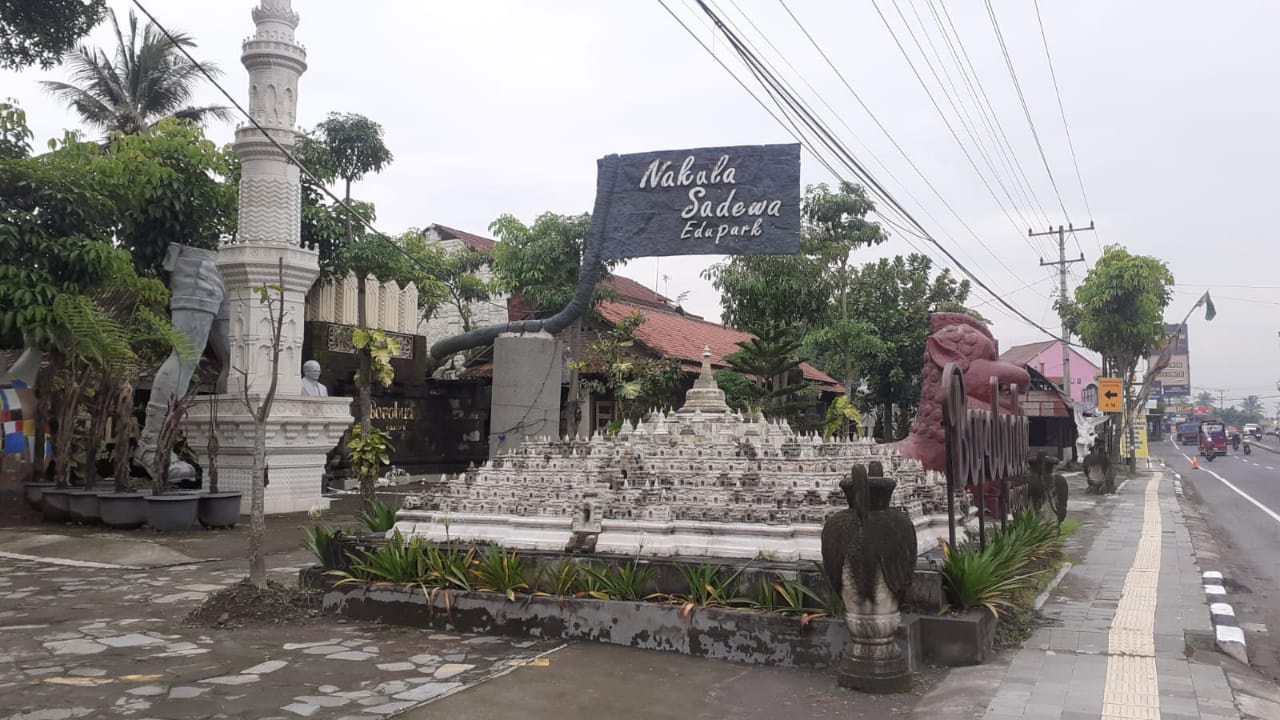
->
[112,384,135,494]
[248,419,267,586]
[53,362,88,489]
[349,179,375,509]
[565,318,582,437]
[30,355,61,483]
[248,259,286,589]
[83,376,114,491]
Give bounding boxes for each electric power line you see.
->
[680,0,1072,344]
[982,0,1073,229]
[1033,0,1103,254]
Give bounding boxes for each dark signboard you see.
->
[597,143,801,260]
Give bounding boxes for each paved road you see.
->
[1154,437,1280,680]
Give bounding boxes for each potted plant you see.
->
[143,388,200,531]
[98,383,148,529]
[197,398,241,528]
[67,388,111,524]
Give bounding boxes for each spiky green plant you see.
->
[303,525,347,569]
[673,563,755,609]
[939,540,1041,619]
[424,545,476,591]
[535,557,583,597]
[582,561,655,601]
[356,499,399,534]
[471,546,529,601]
[336,531,429,584]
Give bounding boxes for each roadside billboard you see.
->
[1153,323,1190,397]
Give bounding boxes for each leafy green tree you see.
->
[708,182,886,333]
[0,105,175,481]
[431,244,495,334]
[573,313,685,429]
[1195,391,1215,407]
[818,254,970,441]
[705,182,887,391]
[303,112,396,507]
[719,323,816,427]
[1059,245,1174,483]
[1242,395,1264,417]
[1,0,106,70]
[41,9,230,135]
[490,211,619,436]
[103,118,238,275]
[489,212,617,315]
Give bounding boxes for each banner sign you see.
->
[1154,323,1190,396]
[597,143,802,260]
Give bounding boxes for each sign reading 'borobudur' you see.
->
[597,143,801,260]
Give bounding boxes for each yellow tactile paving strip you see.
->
[1101,473,1163,720]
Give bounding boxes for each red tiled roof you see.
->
[429,224,496,252]
[602,275,670,310]
[597,300,842,390]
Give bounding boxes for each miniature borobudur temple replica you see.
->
[394,348,966,561]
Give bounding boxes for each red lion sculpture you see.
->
[894,312,1030,473]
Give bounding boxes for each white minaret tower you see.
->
[183,0,352,515]
[220,0,315,396]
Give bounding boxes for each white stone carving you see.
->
[396,363,965,560]
[179,1,351,516]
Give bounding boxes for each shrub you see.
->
[535,557,583,597]
[303,525,348,570]
[356,499,398,534]
[940,540,1040,618]
[582,561,655,601]
[472,546,529,601]
[339,531,429,584]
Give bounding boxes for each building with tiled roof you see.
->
[999,340,1101,404]
[595,301,839,388]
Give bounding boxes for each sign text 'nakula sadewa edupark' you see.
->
[596,143,802,260]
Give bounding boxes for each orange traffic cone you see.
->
[1192,457,1199,470]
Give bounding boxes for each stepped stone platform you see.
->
[395,350,964,562]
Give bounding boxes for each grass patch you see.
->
[1059,518,1082,538]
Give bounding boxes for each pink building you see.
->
[999,341,1102,404]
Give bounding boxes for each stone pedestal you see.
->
[182,394,351,515]
[836,610,911,693]
[489,332,562,457]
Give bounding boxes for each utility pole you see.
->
[1030,222,1093,397]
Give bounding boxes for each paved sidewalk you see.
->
[983,471,1240,720]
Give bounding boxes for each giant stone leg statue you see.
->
[135,243,230,481]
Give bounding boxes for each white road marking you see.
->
[1175,445,1280,526]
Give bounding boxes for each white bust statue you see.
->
[301,360,328,397]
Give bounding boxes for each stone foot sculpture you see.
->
[821,461,917,693]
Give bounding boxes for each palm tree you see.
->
[41,9,230,135]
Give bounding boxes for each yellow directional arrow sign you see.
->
[1098,377,1123,413]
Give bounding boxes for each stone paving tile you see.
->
[0,554,554,719]
[982,472,1242,719]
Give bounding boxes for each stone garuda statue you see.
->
[1027,452,1069,526]
[820,461,916,692]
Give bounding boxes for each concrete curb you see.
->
[1203,570,1249,664]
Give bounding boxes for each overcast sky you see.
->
[5,1,1277,412]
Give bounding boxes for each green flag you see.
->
[1197,291,1216,321]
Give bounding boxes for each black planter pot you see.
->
[98,492,147,530]
[144,494,198,532]
[66,489,102,524]
[23,482,55,510]
[40,488,72,522]
[197,492,242,528]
